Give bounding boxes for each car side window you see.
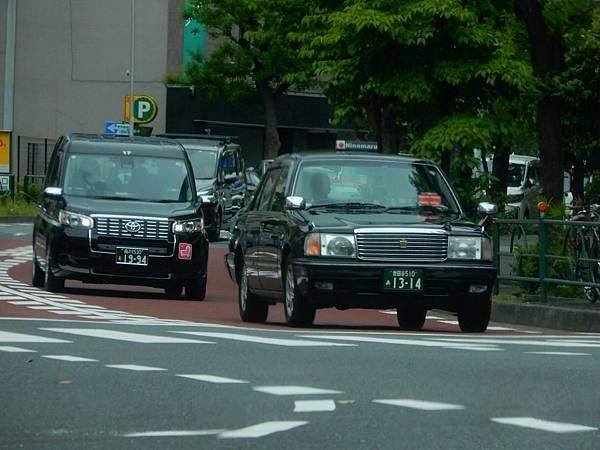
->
[222,151,236,182]
[255,168,280,212]
[270,166,290,212]
[45,138,64,187]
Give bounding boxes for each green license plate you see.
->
[383,268,424,292]
[116,247,148,266]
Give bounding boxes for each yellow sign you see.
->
[124,95,158,124]
[0,131,10,173]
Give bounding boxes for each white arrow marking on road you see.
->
[125,430,225,437]
[0,331,71,343]
[294,400,336,412]
[253,386,342,396]
[174,331,356,347]
[42,355,98,362]
[491,417,597,433]
[373,399,465,411]
[106,364,167,371]
[177,374,248,384]
[218,421,308,439]
[40,328,215,344]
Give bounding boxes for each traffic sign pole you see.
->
[129,0,135,137]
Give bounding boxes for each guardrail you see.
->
[492,216,600,303]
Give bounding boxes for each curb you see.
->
[0,216,34,223]
[491,300,600,333]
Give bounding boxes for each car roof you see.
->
[272,151,433,165]
[509,154,539,164]
[65,133,185,156]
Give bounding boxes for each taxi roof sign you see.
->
[335,140,378,151]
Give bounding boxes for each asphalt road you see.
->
[1,224,599,449]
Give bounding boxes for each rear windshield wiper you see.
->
[307,202,387,210]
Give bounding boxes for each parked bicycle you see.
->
[562,204,600,303]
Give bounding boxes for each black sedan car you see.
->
[33,133,209,300]
[226,151,497,332]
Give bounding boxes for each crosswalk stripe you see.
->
[218,421,308,439]
[40,328,216,344]
[177,374,248,384]
[42,355,98,362]
[524,351,590,356]
[294,400,336,412]
[253,386,342,396]
[491,417,597,433]
[430,338,600,349]
[106,364,167,371]
[373,399,465,411]
[0,331,71,343]
[8,301,42,305]
[0,346,37,352]
[174,331,356,347]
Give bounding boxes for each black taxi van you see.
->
[32,133,209,300]
[226,151,497,331]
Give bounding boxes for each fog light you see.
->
[315,281,334,291]
[469,284,488,294]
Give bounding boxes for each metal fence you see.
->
[14,135,55,188]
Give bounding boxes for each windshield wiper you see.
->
[307,202,387,210]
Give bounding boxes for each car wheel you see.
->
[396,306,426,330]
[185,276,206,301]
[165,285,183,299]
[32,246,45,288]
[457,294,491,332]
[283,260,315,327]
[238,261,268,322]
[44,248,64,292]
[208,209,222,242]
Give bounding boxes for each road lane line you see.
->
[106,364,167,371]
[177,374,248,384]
[125,430,224,437]
[491,417,597,433]
[8,301,42,305]
[373,399,465,411]
[42,355,98,362]
[40,328,215,344]
[0,346,37,352]
[524,351,590,356]
[430,338,600,348]
[253,386,342,396]
[0,331,71,343]
[175,331,356,347]
[218,421,308,439]
[294,400,336,412]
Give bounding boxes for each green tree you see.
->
[183,0,314,159]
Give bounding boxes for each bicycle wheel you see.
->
[564,225,598,303]
[581,228,599,303]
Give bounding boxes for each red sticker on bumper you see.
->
[178,243,192,260]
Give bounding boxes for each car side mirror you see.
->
[44,187,63,197]
[285,196,306,210]
[477,202,497,227]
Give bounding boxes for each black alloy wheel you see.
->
[238,260,268,322]
[396,306,427,330]
[283,260,315,327]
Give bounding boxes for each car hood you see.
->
[297,210,481,233]
[64,195,198,219]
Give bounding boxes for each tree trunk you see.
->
[258,82,281,160]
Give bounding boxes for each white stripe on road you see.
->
[40,328,215,344]
[218,421,308,439]
[125,430,224,437]
[0,296,23,300]
[42,355,98,362]
[0,331,71,343]
[175,331,356,347]
[177,374,248,384]
[294,400,336,412]
[8,301,42,305]
[106,364,167,371]
[373,399,465,411]
[430,338,600,349]
[491,417,597,433]
[253,386,342,396]
[524,351,590,356]
[0,346,36,352]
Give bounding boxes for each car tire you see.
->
[238,261,268,322]
[457,294,491,332]
[283,260,315,327]
[208,209,222,242]
[396,306,426,330]
[32,246,45,288]
[44,248,64,292]
[185,276,206,301]
[165,285,183,299]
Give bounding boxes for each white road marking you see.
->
[379,310,444,320]
[0,296,23,300]
[177,374,248,384]
[0,331,71,343]
[218,421,308,439]
[430,338,600,349]
[294,400,336,412]
[253,386,342,396]
[373,399,465,411]
[524,351,590,356]
[175,331,356,347]
[50,311,90,315]
[40,328,215,344]
[8,301,42,305]
[28,306,65,310]
[0,346,36,352]
[125,430,224,437]
[105,364,167,371]
[491,417,597,433]
[42,355,98,362]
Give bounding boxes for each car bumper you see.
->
[49,228,209,288]
[291,258,496,310]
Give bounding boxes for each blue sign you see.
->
[104,121,130,136]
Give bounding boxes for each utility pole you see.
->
[129,0,135,137]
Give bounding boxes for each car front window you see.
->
[293,159,461,215]
[62,153,193,202]
[507,163,526,187]
[187,149,218,179]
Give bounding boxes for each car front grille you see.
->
[356,231,448,262]
[94,216,170,240]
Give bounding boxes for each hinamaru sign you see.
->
[335,140,378,151]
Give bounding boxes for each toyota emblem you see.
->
[399,238,409,249]
[124,221,142,233]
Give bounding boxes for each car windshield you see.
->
[292,159,461,215]
[62,153,193,202]
[186,149,218,179]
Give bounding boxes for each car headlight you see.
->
[197,188,216,203]
[172,218,204,234]
[58,210,93,229]
[448,236,492,261]
[304,233,356,257]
